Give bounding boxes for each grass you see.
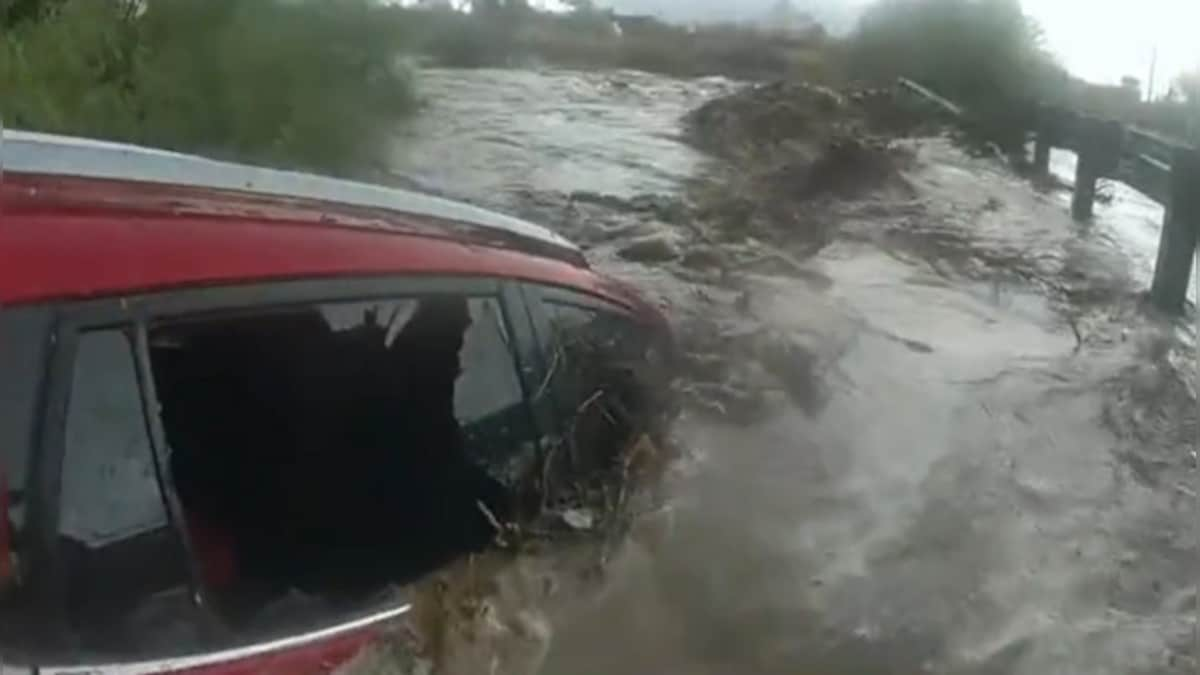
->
[0,0,418,175]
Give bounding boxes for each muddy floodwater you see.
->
[387,68,1198,675]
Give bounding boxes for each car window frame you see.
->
[518,281,652,435]
[0,306,58,657]
[517,282,669,507]
[24,274,548,663]
[35,314,200,653]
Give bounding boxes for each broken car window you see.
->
[147,293,530,636]
[319,298,522,426]
[320,299,418,347]
[319,297,528,482]
[454,298,522,424]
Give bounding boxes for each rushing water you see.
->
[1047,148,1194,303]
[389,68,731,204]
[387,68,1197,675]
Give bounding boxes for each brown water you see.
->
[386,68,1198,675]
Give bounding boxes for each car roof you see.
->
[0,131,663,314]
[2,129,578,255]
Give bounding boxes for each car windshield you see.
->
[2,0,1197,673]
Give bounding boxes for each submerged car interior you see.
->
[43,294,531,656]
[4,286,661,663]
[151,297,512,612]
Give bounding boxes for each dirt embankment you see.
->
[683,82,917,251]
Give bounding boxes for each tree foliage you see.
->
[845,0,1061,148]
[0,0,417,175]
[848,0,1057,108]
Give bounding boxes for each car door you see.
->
[24,308,412,675]
[0,306,58,669]
[1,275,546,674]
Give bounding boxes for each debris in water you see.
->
[679,80,918,253]
[476,500,512,548]
[684,80,849,156]
[617,231,683,262]
[561,509,595,531]
[679,245,727,270]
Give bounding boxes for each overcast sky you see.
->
[592,0,1197,90]
[1022,0,1197,92]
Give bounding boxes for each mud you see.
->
[683,80,930,157]
[381,69,1197,675]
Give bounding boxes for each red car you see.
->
[0,131,671,673]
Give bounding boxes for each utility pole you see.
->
[1146,46,1158,102]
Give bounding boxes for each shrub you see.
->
[0,0,418,175]
[846,0,1059,148]
[0,1,145,140]
[848,0,1055,107]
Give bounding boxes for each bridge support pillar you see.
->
[1071,118,1125,221]
[1033,136,1051,175]
[1151,148,1200,313]
[1071,160,1099,220]
[1032,105,1056,175]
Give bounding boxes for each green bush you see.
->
[848,0,1055,106]
[0,1,145,140]
[846,0,1059,148]
[0,0,418,175]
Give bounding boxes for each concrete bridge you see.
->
[899,78,1200,314]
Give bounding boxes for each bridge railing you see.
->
[1031,105,1199,312]
[897,78,1200,313]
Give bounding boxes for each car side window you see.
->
[56,329,193,658]
[61,331,168,547]
[36,289,541,660]
[320,297,530,474]
[539,299,660,486]
[142,291,537,638]
[540,302,599,412]
[456,299,525,422]
[455,298,534,482]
